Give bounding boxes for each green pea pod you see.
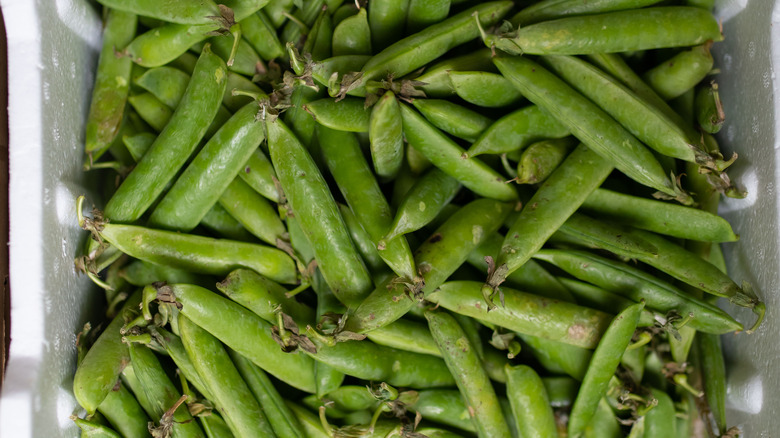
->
[122,132,155,162]
[265,0,294,27]
[369,91,404,181]
[644,388,677,437]
[96,0,221,24]
[310,269,347,397]
[85,9,136,161]
[222,72,263,111]
[241,11,285,61]
[333,4,359,26]
[238,148,280,203]
[127,93,172,132]
[218,178,286,246]
[515,137,576,184]
[558,278,657,328]
[303,7,333,61]
[687,0,715,9]
[311,55,371,89]
[449,71,523,108]
[505,365,558,438]
[366,318,441,357]
[400,103,517,201]
[406,0,450,33]
[697,333,727,434]
[425,310,511,438]
[135,66,189,108]
[305,97,370,132]
[266,116,373,306]
[149,327,215,401]
[510,0,663,26]
[466,105,570,158]
[695,81,725,134]
[281,0,325,47]
[200,413,233,438]
[643,43,714,101]
[368,0,409,51]
[340,203,387,274]
[519,334,591,380]
[406,144,432,175]
[552,212,660,259]
[168,52,198,74]
[568,303,643,437]
[126,23,215,68]
[200,203,256,241]
[96,382,150,438]
[414,49,494,98]
[332,8,371,56]
[120,259,211,288]
[583,398,622,438]
[543,377,579,408]
[199,36,264,77]
[285,401,330,438]
[118,364,155,427]
[492,7,722,55]
[72,417,122,438]
[411,99,492,142]
[403,390,475,433]
[105,45,227,223]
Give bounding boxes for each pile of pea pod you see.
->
[71,0,764,437]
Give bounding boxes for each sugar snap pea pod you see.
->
[644,388,677,437]
[265,0,294,27]
[241,11,285,61]
[280,0,325,47]
[332,8,371,56]
[411,99,492,142]
[339,204,386,274]
[510,0,663,26]
[285,402,330,438]
[96,382,150,438]
[697,333,727,434]
[449,71,523,108]
[304,97,370,133]
[237,148,280,203]
[200,204,256,241]
[120,260,211,287]
[127,93,172,132]
[491,7,722,56]
[267,117,373,306]
[85,9,136,161]
[196,36,263,77]
[505,364,558,438]
[218,178,286,246]
[96,0,221,25]
[217,268,316,324]
[583,398,622,438]
[494,55,690,203]
[466,105,570,158]
[643,43,714,101]
[311,55,371,89]
[543,376,579,407]
[695,81,725,134]
[401,390,475,432]
[368,0,409,51]
[519,334,591,380]
[413,49,495,98]
[406,0,450,33]
[533,249,743,334]
[425,310,511,438]
[369,91,404,181]
[400,103,517,201]
[515,137,576,184]
[581,188,738,242]
[71,417,122,438]
[558,278,656,327]
[552,212,659,258]
[200,413,233,438]
[135,66,189,109]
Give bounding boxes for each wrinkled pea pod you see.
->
[368,0,409,51]
[510,0,663,26]
[514,137,577,184]
[413,49,495,98]
[466,105,570,158]
[332,7,371,56]
[369,90,404,181]
[643,43,715,101]
[411,98,493,142]
[449,71,524,108]
[505,364,558,438]
[305,97,370,132]
[96,381,150,438]
[97,0,221,25]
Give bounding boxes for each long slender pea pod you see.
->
[505,365,558,438]
[568,303,643,437]
[200,413,233,438]
[217,178,286,246]
[339,203,387,274]
[494,55,690,203]
[696,81,725,134]
[515,137,577,184]
[237,148,280,203]
[96,382,150,438]
[178,314,275,438]
[71,417,122,438]
[135,66,189,108]
[411,99,493,142]
[406,0,450,33]
[85,9,136,162]
[400,103,517,201]
[332,8,371,56]
[127,93,172,132]
[149,327,215,401]
[241,11,285,61]
[310,269,347,397]
[74,291,141,415]
[304,97,370,132]
[491,7,722,55]
[425,310,511,438]
[369,91,404,181]
[345,198,512,333]
[200,203,256,241]
[105,46,227,223]
[466,105,570,158]
[581,188,738,242]
[368,0,409,51]
[643,44,714,101]
[118,364,156,427]
[217,268,316,324]
[266,116,373,306]
[551,212,660,259]
[697,332,727,434]
[519,334,591,380]
[558,278,657,327]
[510,0,663,26]
[96,0,221,25]
[413,49,495,98]
[533,250,743,334]
[449,71,523,108]
[583,398,622,438]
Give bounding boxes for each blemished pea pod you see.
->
[241,11,285,61]
[533,249,743,334]
[425,310,511,438]
[127,93,172,132]
[505,365,558,438]
[696,81,725,134]
[105,45,227,223]
[519,334,591,380]
[369,91,404,181]
[332,8,371,56]
[698,333,727,434]
[237,148,280,203]
[400,103,518,201]
[84,9,136,161]
[466,105,570,158]
[429,282,612,349]
[159,283,317,393]
[510,0,663,26]
[305,97,370,132]
[643,43,714,101]
[135,66,189,109]
[552,212,659,259]
[368,0,409,51]
[568,303,643,437]
[515,137,577,184]
[178,314,275,438]
[149,327,215,401]
[71,417,121,438]
[558,278,657,327]
[285,401,330,438]
[406,0,450,34]
[494,55,690,203]
[96,382,150,438]
[413,49,495,98]
[318,126,416,280]
[411,99,493,142]
[200,203,256,241]
[73,291,141,415]
[491,7,722,56]
[583,398,622,438]
[217,178,286,246]
[200,413,233,438]
[339,203,386,274]
[266,116,373,306]
[449,71,523,108]
[581,188,738,242]
[96,0,221,25]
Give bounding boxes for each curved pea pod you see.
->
[515,137,576,184]
[266,116,373,306]
[217,268,316,324]
[644,43,715,101]
[96,381,150,438]
[368,0,409,51]
[305,97,370,132]
[510,0,663,26]
[644,388,677,437]
[160,283,317,393]
[411,99,492,142]
[369,91,404,181]
[406,0,450,33]
[466,105,569,158]
[449,71,523,108]
[492,7,722,55]
[135,66,189,108]
[332,8,371,56]
[533,249,743,334]
[695,81,725,134]
[241,11,285,61]
[558,278,657,328]
[218,178,287,246]
[71,417,122,438]
[519,334,591,380]
[400,103,518,201]
[413,49,495,98]
[200,203,256,241]
[96,0,221,25]
[505,365,558,438]
[237,148,280,203]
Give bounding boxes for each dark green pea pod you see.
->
[695,81,725,134]
[411,99,492,142]
[583,398,622,438]
[558,278,657,327]
[406,0,450,33]
[519,334,591,380]
[505,365,558,438]
[71,417,121,438]
[425,310,512,438]
[135,66,189,108]
[237,148,280,203]
[413,49,495,98]
[491,7,722,56]
[368,0,409,51]
[510,0,663,26]
[515,137,576,184]
[285,401,330,438]
[402,390,475,433]
[168,51,198,74]
[127,93,172,132]
[332,8,371,56]
[366,318,441,357]
[369,91,404,181]
[218,178,286,246]
[96,382,150,438]
[200,204,256,241]
[241,11,285,61]
[449,71,523,108]
[390,161,420,209]
[466,105,570,158]
[305,97,370,133]
[551,212,660,259]
[120,259,211,287]
[84,9,136,162]
[643,43,715,100]
[200,412,233,438]
[400,103,518,201]
[96,0,221,25]
[644,388,677,437]
[311,55,371,89]
[340,203,387,274]
[149,327,215,401]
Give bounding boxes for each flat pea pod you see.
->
[266,116,373,306]
[466,105,570,158]
[96,382,150,438]
[492,7,722,55]
[369,91,404,181]
[413,49,495,98]
[449,71,523,108]
[568,303,643,437]
[84,9,136,161]
[305,97,370,132]
[332,8,371,56]
[368,0,409,51]
[429,281,612,349]
[532,249,743,334]
[135,66,189,108]
[406,0,450,34]
[73,290,141,415]
[519,334,591,380]
[104,45,227,223]
[200,203,256,241]
[340,203,386,274]
[237,148,280,203]
[217,178,286,246]
[505,364,558,438]
[510,0,663,26]
[643,43,714,101]
[200,413,233,438]
[178,314,275,438]
[400,103,517,201]
[96,0,220,25]
[695,81,725,134]
[425,310,511,438]
[241,11,285,61]
[515,137,577,184]
[697,333,727,434]
[127,93,172,132]
[72,417,121,438]
[411,99,492,142]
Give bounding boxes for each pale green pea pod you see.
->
[237,148,280,203]
[200,203,256,241]
[369,91,404,181]
[135,66,189,108]
[515,137,577,184]
[127,93,172,132]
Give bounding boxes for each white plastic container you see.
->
[0,0,776,436]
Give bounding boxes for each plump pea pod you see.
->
[425,310,512,438]
[641,388,677,437]
[96,0,221,25]
[369,91,404,181]
[411,99,492,142]
[319,126,416,280]
[494,55,690,203]
[200,204,256,241]
[401,390,475,433]
[429,281,612,349]
[332,8,371,56]
[366,318,441,357]
[105,46,227,223]
[303,7,333,61]
[339,204,386,274]
[505,365,558,438]
[515,137,576,184]
[519,334,591,380]
[346,198,512,333]
[696,81,725,134]
[568,303,643,437]
[217,178,286,245]
[311,55,372,90]
[71,417,122,438]
[552,212,660,259]
[413,49,495,98]
[84,9,136,161]
[644,43,715,100]
[583,398,622,438]
[449,71,523,108]
[558,278,657,327]
[511,0,663,26]
[127,93,172,132]
[178,314,275,438]
[310,269,347,397]
[305,97,370,132]
[491,7,722,55]
[126,23,214,68]
[368,0,409,51]
[466,105,570,157]
[118,364,156,427]
[237,148,280,203]
[149,327,215,401]
[198,36,264,77]
[406,0,450,33]
[135,66,189,109]
[581,188,738,242]
[697,333,727,434]
[222,72,262,112]
[266,116,373,306]
[533,250,743,334]
[400,103,518,201]
[73,291,141,415]
[200,413,233,438]
[285,402,330,438]
[241,11,285,61]
[160,283,317,393]
[305,386,380,414]
[217,268,316,324]
[96,382,150,438]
